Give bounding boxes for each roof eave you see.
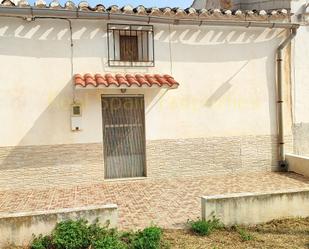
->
[0,6,299,29]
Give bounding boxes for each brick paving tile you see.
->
[0,172,308,229]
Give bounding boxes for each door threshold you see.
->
[104,177,147,182]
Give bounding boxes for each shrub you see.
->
[188,217,223,236]
[31,235,52,249]
[130,226,163,249]
[236,227,254,241]
[92,235,127,249]
[120,231,136,245]
[51,219,90,249]
[87,220,112,241]
[29,219,168,249]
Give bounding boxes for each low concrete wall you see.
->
[202,189,309,226]
[286,153,309,178]
[0,204,118,248]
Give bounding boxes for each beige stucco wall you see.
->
[0,17,294,187]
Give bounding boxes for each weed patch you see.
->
[235,226,255,241]
[188,217,223,236]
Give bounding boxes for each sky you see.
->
[29,0,193,8]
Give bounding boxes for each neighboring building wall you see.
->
[191,0,290,10]
[291,1,309,156]
[239,0,290,10]
[191,0,240,9]
[0,17,293,189]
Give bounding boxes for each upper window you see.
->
[107,24,154,67]
[120,35,138,62]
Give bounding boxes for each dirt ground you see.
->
[164,218,309,249]
[6,218,309,249]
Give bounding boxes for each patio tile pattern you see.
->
[0,172,308,230]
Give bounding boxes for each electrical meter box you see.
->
[71,104,82,131]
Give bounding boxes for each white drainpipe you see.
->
[276,27,298,169]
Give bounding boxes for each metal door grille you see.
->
[101,95,146,179]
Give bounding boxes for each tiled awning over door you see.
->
[74,73,179,89]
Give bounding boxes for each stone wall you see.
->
[0,134,284,190]
[147,135,281,178]
[0,143,105,189]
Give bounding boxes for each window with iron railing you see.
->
[107,24,154,67]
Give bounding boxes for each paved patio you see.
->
[0,172,308,229]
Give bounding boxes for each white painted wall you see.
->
[291,1,309,123]
[0,17,291,147]
[290,0,309,155]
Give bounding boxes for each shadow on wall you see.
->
[0,18,282,61]
[0,18,284,173]
[0,84,162,171]
[205,61,249,107]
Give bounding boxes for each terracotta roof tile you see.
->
[126,74,140,86]
[95,74,108,86]
[74,74,85,86]
[135,74,149,86]
[105,74,118,86]
[84,73,96,86]
[0,0,291,21]
[74,73,179,89]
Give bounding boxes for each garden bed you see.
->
[5,217,309,249]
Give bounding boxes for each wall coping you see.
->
[286,153,309,161]
[0,204,117,219]
[202,188,309,200]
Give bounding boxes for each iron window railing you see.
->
[107,24,155,67]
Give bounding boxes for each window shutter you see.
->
[120,36,138,61]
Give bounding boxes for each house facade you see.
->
[0,0,306,189]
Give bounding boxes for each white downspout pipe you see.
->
[276,27,298,169]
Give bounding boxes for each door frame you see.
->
[101,94,147,179]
